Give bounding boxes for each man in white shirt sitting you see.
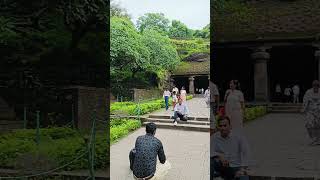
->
[211,116,250,180]
[171,98,189,125]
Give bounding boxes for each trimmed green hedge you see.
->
[244,106,267,122]
[215,106,267,126]
[111,95,193,115]
[110,119,141,144]
[0,127,108,170]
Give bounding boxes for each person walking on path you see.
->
[302,80,320,145]
[204,86,210,108]
[172,86,179,95]
[129,123,171,179]
[275,83,282,102]
[180,86,187,103]
[172,98,189,126]
[224,80,245,133]
[284,86,292,103]
[163,88,171,111]
[292,84,300,103]
[210,80,220,135]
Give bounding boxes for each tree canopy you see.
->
[168,20,193,39]
[136,13,170,35]
[0,0,108,87]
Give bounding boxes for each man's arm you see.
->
[174,104,178,112]
[184,105,189,115]
[158,142,166,164]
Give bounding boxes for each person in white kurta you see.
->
[302,80,320,145]
[224,80,245,134]
[180,86,187,103]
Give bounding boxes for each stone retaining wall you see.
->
[133,88,162,102]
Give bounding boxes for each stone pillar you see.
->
[188,76,195,94]
[63,86,107,129]
[315,50,320,80]
[251,48,270,102]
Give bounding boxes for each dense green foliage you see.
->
[137,13,170,35]
[171,38,210,60]
[244,106,267,122]
[110,5,210,98]
[110,119,141,144]
[141,29,180,71]
[110,15,181,97]
[111,95,193,115]
[0,127,107,170]
[0,0,107,92]
[110,17,150,78]
[169,20,194,39]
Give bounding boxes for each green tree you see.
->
[0,0,107,87]
[110,0,130,18]
[168,20,193,39]
[136,13,170,35]
[110,17,150,78]
[141,29,180,71]
[193,24,210,38]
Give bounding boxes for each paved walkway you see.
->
[150,97,209,117]
[245,113,320,177]
[110,97,210,180]
[110,128,209,180]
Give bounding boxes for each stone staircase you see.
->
[142,115,209,132]
[267,103,302,113]
[0,97,23,131]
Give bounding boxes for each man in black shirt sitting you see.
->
[129,123,170,180]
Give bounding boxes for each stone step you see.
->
[148,115,209,121]
[269,103,302,107]
[267,106,302,110]
[145,118,210,126]
[142,122,209,132]
[268,109,301,113]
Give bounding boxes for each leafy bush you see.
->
[110,119,141,144]
[214,106,267,127]
[111,95,193,115]
[244,106,267,122]
[0,127,107,170]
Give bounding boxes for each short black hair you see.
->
[217,116,231,126]
[146,122,157,134]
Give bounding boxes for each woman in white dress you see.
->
[224,80,245,132]
[302,80,320,145]
[180,86,187,103]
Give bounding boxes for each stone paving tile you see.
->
[110,128,209,180]
[150,97,210,118]
[244,113,320,177]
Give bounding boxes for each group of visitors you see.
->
[163,85,189,126]
[127,79,320,180]
[196,87,205,94]
[275,83,300,103]
[163,86,187,111]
